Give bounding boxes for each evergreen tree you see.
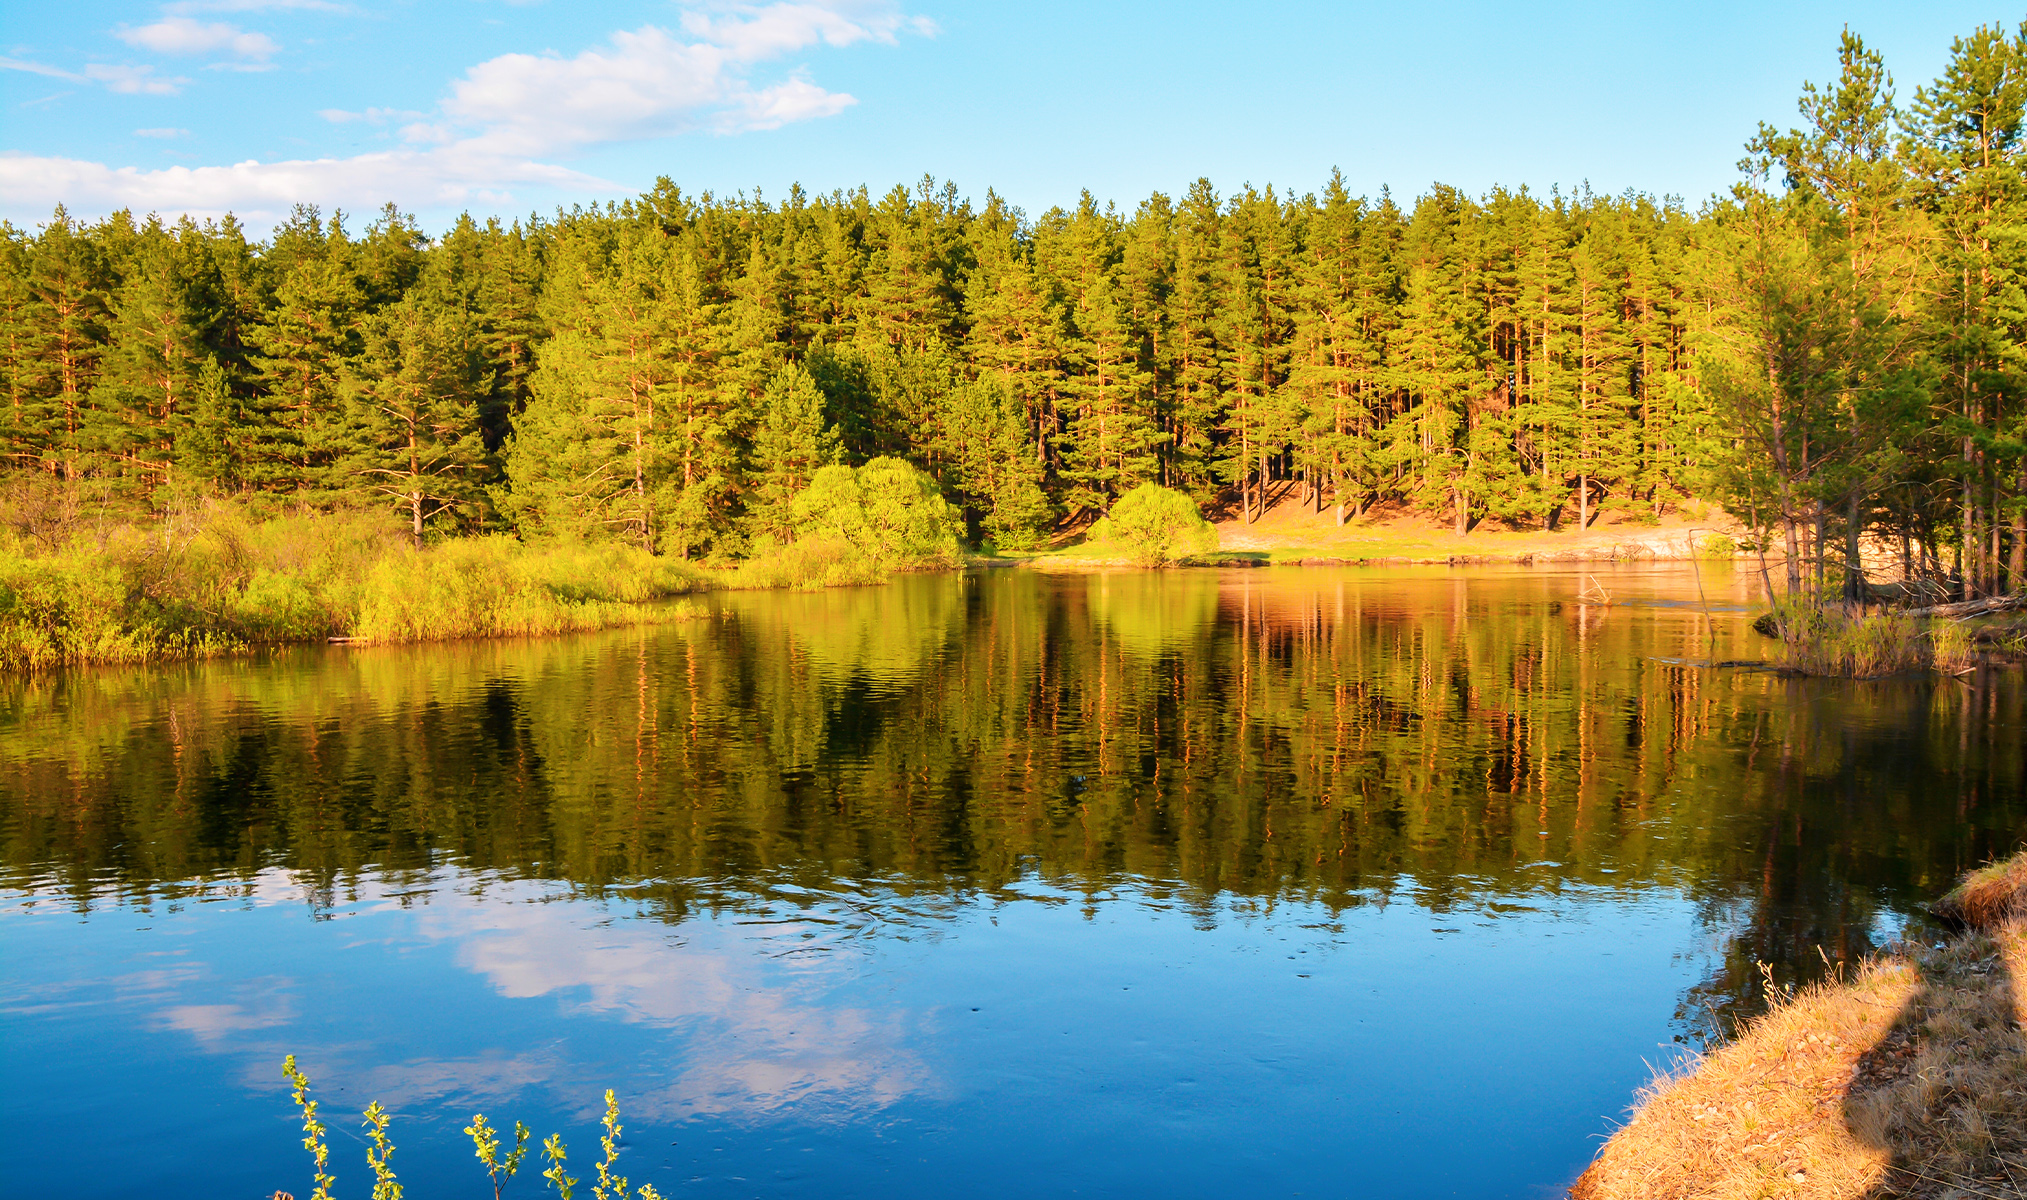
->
[340,295,493,543]
[745,361,841,543]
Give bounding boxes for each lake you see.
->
[3,565,2022,1199]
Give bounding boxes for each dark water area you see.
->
[2,565,2022,1199]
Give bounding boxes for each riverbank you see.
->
[1572,854,2027,1199]
[1024,491,1744,569]
[0,506,714,670]
[1211,492,1741,564]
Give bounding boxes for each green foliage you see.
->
[726,535,890,591]
[466,1113,532,1200]
[1087,483,1218,566]
[541,1135,576,1200]
[279,1059,664,1200]
[744,362,841,543]
[1761,598,1975,676]
[363,1101,402,1200]
[352,537,703,643]
[0,490,705,668]
[282,1056,335,1200]
[593,1090,627,1200]
[789,457,962,567]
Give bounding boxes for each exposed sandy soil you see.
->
[1207,486,1744,563]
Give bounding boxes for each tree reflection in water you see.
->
[2,566,2021,1040]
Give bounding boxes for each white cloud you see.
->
[163,0,352,13]
[316,106,423,125]
[117,17,279,61]
[84,64,189,95]
[0,57,88,83]
[3,1,931,222]
[722,74,855,131]
[0,147,613,223]
[134,127,191,138]
[3,57,188,96]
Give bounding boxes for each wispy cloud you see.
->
[3,58,189,96]
[0,147,612,220]
[316,106,424,125]
[1,0,931,222]
[116,17,279,61]
[134,127,191,138]
[162,0,353,13]
[84,64,189,95]
[0,57,89,83]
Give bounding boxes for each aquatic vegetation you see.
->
[0,498,706,668]
[1758,598,1993,677]
[724,535,891,591]
[1574,851,2027,1200]
[352,537,704,642]
[278,1059,662,1200]
[1085,484,1218,567]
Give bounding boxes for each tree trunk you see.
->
[2010,467,2026,593]
[1843,489,1864,604]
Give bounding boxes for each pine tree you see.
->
[243,210,364,493]
[936,375,1050,548]
[340,295,493,543]
[94,217,223,489]
[744,361,840,543]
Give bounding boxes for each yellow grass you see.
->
[1575,855,2027,1199]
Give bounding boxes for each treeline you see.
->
[0,22,2022,591]
[0,176,1717,556]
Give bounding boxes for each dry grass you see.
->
[1574,855,2027,1200]
[1934,857,2027,932]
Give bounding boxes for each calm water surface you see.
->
[3,565,2023,1199]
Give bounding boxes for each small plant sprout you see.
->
[592,1089,628,1200]
[541,1132,577,1200]
[466,1112,532,1200]
[281,1055,335,1200]
[362,1101,401,1200]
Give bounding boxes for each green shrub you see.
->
[353,536,703,642]
[1087,484,1218,567]
[0,496,709,667]
[790,457,962,567]
[727,536,891,591]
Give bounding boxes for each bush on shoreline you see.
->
[0,462,967,669]
[1086,484,1218,567]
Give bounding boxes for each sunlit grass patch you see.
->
[1575,851,2027,1200]
[1759,600,1982,677]
[724,536,892,591]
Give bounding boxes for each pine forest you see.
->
[3,25,2025,599]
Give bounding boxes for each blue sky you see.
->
[0,1,2009,234]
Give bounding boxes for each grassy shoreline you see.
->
[1573,853,2027,1199]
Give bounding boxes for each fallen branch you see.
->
[1901,595,2026,620]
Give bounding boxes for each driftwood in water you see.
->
[1750,593,2024,638]
[1900,595,2026,619]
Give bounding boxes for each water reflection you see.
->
[0,565,2022,1197]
